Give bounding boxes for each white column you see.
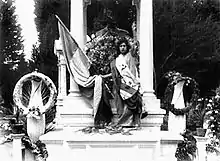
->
[70,0,86,50]
[58,53,67,97]
[69,0,89,96]
[54,39,67,127]
[11,134,25,161]
[138,0,165,121]
[139,0,154,96]
[55,39,67,98]
[69,0,84,95]
[195,136,208,161]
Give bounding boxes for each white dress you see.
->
[168,81,186,134]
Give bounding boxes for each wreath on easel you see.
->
[161,71,200,115]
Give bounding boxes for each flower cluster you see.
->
[206,136,220,155]
[27,106,44,120]
[204,95,220,154]
[205,96,220,135]
[86,35,118,75]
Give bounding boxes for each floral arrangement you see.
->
[27,106,44,120]
[187,97,210,131]
[204,94,220,155]
[161,71,200,115]
[175,130,197,161]
[86,35,118,75]
[86,33,139,76]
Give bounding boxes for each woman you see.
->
[104,38,143,127]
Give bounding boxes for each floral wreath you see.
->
[13,71,57,115]
[161,71,200,115]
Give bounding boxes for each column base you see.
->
[58,95,93,127]
[141,92,165,130]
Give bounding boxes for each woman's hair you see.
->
[116,37,131,54]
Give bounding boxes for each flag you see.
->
[56,15,102,117]
[56,15,95,87]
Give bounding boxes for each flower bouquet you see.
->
[27,106,44,120]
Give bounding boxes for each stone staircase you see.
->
[40,95,169,161]
[56,95,165,130]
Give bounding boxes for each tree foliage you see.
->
[0,0,24,69]
[33,0,70,87]
[154,0,220,96]
[0,0,29,114]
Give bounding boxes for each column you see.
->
[195,136,208,161]
[137,0,165,124]
[69,0,90,96]
[11,134,25,161]
[54,39,67,126]
[58,53,67,98]
[132,0,140,41]
[139,0,154,96]
[55,39,67,98]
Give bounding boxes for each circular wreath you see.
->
[161,71,200,115]
[13,71,57,115]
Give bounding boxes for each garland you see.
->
[22,135,48,161]
[161,71,200,115]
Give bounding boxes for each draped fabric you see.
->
[168,81,186,134]
[57,16,94,87]
[110,52,142,126]
[56,16,112,123]
[115,53,139,100]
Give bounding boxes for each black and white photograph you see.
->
[0,0,220,160]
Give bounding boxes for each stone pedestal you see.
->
[195,136,209,161]
[11,133,25,161]
[40,128,161,161]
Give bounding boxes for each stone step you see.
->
[40,128,162,161]
[40,129,183,161]
[57,113,164,129]
[57,95,165,129]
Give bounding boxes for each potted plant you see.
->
[188,98,208,137]
[175,130,197,161]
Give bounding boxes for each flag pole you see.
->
[55,15,79,48]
